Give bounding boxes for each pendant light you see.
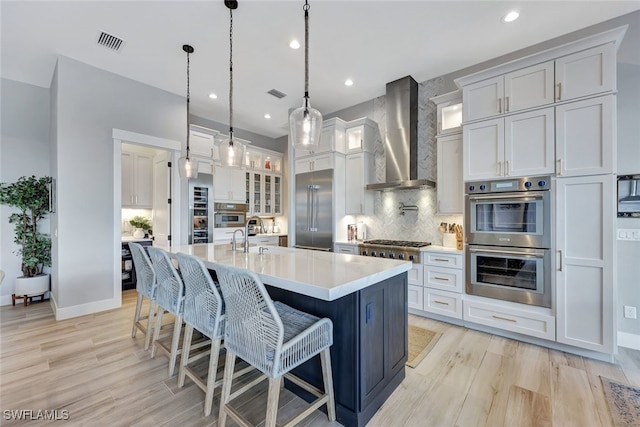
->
[218,0,246,168]
[289,0,322,150]
[178,44,199,179]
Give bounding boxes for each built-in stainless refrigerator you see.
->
[295,169,333,251]
[188,173,214,244]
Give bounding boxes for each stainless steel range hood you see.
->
[366,76,435,191]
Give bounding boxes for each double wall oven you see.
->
[465,176,552,308]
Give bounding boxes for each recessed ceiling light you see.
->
[502,11,519,23]
[345,79,354,87]
[289,40,300,49]
[209,93,218,99]
[264,113,271,119]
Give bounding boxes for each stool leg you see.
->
[168,315,183,376]
[204,337,222,416]
[265,376,282,427]
[320,348,336,421]
[132,293,144,338]
[218,351,236,427]
[144,300,156,351]
[178,324,194,388]
[11,294,16,306]
[151,308,164,358]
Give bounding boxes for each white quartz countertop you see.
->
[421,245,463,253]
[161,244,411,301]
[122,236,153,243]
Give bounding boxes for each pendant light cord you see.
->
[186,48,191,159]
[229,6,234,143]
[304,0,310,108]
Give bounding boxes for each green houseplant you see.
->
[0,175,52,303]
[129,215,152,237]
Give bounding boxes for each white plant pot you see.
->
[133,228,145,238]
[15,274,50,297]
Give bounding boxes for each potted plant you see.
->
[129,215,152,238]
[0,175,52,305]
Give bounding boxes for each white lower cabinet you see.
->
[424,289,462,319]
[412,249,463,319]
[463,298,556,341]
[408,262,425,311]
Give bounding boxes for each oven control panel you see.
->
[466,176,551,194]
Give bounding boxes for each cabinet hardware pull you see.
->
[433,258,448,262]
[498,98,502,114]
[505,160,510,176]
[556,158,563,176]
[558,250,563,271]
[497,161,502,176]
[434,300,450,306]
[506,96,510,112]
[434,277,449,281]
[556,83,562,100]
[492,315,517,323]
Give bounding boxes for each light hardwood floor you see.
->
[1,291,639,426]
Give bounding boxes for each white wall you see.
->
[51,56,185,314]
[0,78,51,305]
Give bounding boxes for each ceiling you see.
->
[2,1,639,139]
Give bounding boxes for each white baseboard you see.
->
[53,295,121,320]
[617,331,640,350]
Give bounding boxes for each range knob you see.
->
[379,252,385,258]
[538,180,547,188]
[479,184,486,191]
[362,250,367,256]
[524,181,532,188]
[388,253,395,259]
[469,185,476,191]
[398,254,405,260]
[371,251,376,257]
[409,254,415,261]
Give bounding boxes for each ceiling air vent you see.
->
[267,89,287,99]
[97,31,126,52]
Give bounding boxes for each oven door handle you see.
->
[468,247,545,258]
[468,193,545,202]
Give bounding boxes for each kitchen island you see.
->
[162,243,412,427]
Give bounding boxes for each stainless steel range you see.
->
[358,239,431,263]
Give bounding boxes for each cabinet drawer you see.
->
[408,264,423,287]
[408,285,424,311]
[249,236,279,246]
[334,244,359,254]
[463,299,555,341]
[424,252,463,268]
[424,266,463,293]
[424,289,462,319]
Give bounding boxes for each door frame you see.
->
[113,129,182,301]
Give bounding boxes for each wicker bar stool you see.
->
[147,247,184,377]
[128,242,157,351]
[214,263,336,427]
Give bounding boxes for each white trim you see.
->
[52,294,120,321]
[112,129,181,151]
[617,331,640,351]
[454,25,628,89]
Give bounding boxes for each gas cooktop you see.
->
[360,239,432,248]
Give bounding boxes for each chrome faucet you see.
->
[231,229,244,251]
[244,216,263,253]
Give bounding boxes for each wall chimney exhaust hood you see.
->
[366,76,435,191]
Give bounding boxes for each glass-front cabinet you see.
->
[244,149,283,216]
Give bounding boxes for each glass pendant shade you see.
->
[178,156,198,179]
[290,100,323,150]
[218,134,246,168]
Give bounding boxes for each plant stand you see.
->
[12,293,46,307]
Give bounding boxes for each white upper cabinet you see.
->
[189,129,217,159]
[436,133,463,214]
[345,152,374,215]
[213,164,245,203]
[431,91,462,136]
[122,150,153,208]
[463,62,554,122]
[345,118,377,153]
[555,95,615,177]
[463,107,554,180]
[294,117,346,158]
[555,43,616,102]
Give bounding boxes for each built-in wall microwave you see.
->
[214,203,247,228]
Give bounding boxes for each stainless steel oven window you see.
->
[466,246,551,308]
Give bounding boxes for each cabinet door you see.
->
[504,108,555,177]
[462,75,504,122]
[264,174,272,215]
[311,153,334,171]
[555,43,615,102]
[556,175,615,353]
[134,154,154,207]
[463,118,504,181]
[345,153,374,215]
[504,61,555,113]
[273,175,282,215]
[555,95,614,177]
[121,152,134,206]
[249,171,261,209]
[436,133,463,214]
[295,157,312,174]
[346,126,364,153]
[213,166,230,201]
[189,130,215,158]
[408,285,424,311]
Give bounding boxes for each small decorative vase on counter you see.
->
[133,228,145,238]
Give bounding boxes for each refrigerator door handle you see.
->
[307,185,312,231]
[312,184,320,232]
